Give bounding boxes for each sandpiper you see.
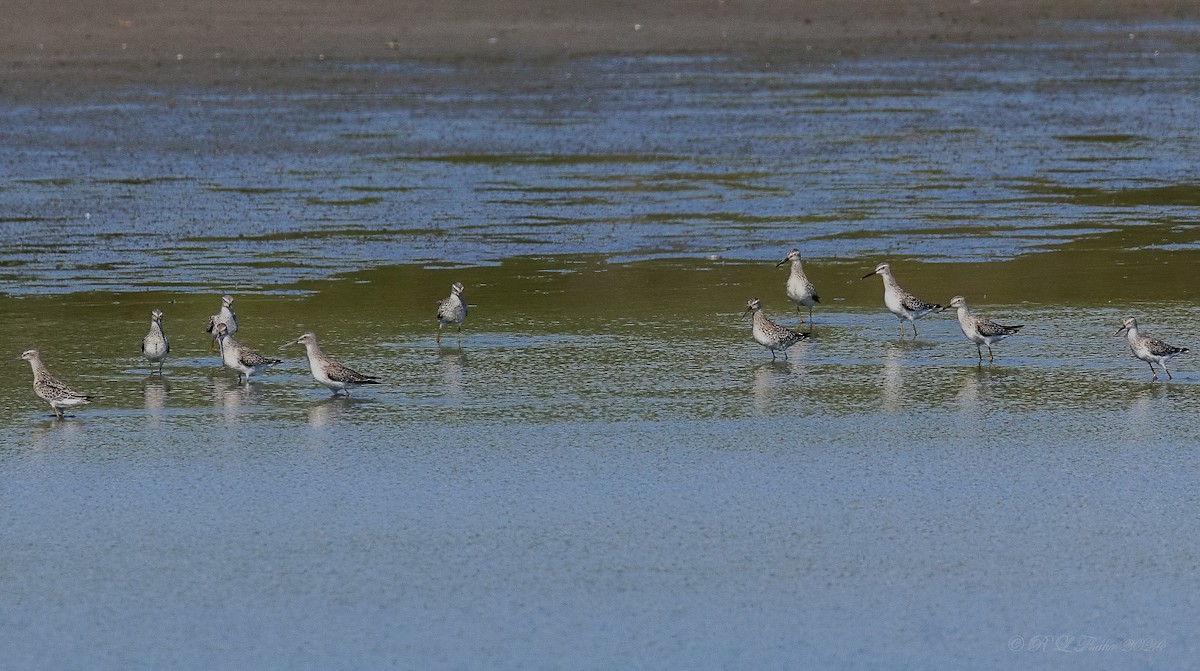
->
[1114,317,1188,380]
[213,322,281,384]
[942,296,1023,363]
[742,298,810,360]
[436,282,468,345]
[206,294,238,348]
[861,262,942,336]
[776,248,820,325]
[287,333,381,396]
[20,349,92,418]
[142,308,169,374]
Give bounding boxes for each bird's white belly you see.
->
[52,396,88,409]
[752,322,776,349]
[311,361,344,390]
[884,290,907,318]
[222,349,249,374]
[144,340,168,360]
[957,315,983,344]
[786,277,814,306]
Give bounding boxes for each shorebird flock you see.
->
[17,255,1193,418]
[743,248,1187,376]
[19,283,469,418]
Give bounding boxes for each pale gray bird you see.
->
[776,248,819,325]
[288,333,381,396]
[942,296,1023,363]
[1114,317,1188,380]
[142,308,170,374]
[20,349,92,418]
[436,282,468,345]
[861,262,942,337]
[206,294,237,349]
[213,322,281,384]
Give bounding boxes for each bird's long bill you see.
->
[860,270,878,279]
[279,340,299,350]
[740,308,752,320]
[1112,326,1128,336]
[775,258,790,267]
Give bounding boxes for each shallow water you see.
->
[3,22,1200,670]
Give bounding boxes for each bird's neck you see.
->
[28,360,50,381]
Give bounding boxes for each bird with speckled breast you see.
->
[742,298,809,360]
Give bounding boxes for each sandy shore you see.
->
[5,0,1197,71]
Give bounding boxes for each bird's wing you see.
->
[769,322,809,343]
[239,348,281,368]
[1146,337,1186,357]
[324,360,380,384]
[39,376,88,400]
[901,293,940,312]
[977,320,1023,338]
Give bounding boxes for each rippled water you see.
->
[3,22,1200,670]
[3,25,1199,293]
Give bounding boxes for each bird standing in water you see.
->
[214,323,281,384]
[861,262,942,337]
[742,298,809,360]
[142,308,170,374]
[776,248,820,325]
[288,333,381,396]
[436,282,468,345]
[942,296,1023,363]
[20,349,92,418]
[1114,317,1188,380]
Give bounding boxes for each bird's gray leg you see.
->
[1164,362,1173,380]
[988,347,994,364]
[1148,362,1158,380]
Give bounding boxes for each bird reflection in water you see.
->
[143,375,170,412]
[751,359,792,415]
[439,349,467,400]
[307,396,368,428]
